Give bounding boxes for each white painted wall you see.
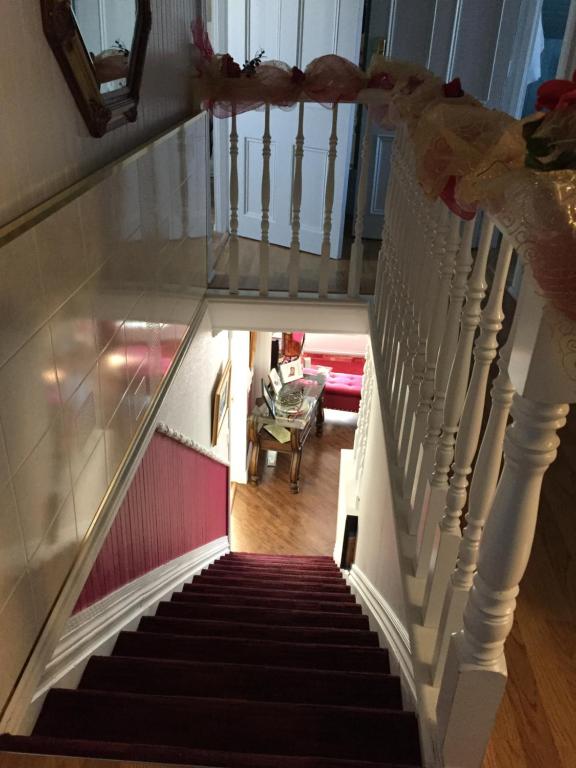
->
[303,333,367,357]
[228,330,250,483]
[354,386,406,626]
[158,310,230,463]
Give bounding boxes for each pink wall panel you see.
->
[74,432,228,612]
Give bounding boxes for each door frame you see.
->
[211,0,230,238]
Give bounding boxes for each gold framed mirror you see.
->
[41,0,152,137]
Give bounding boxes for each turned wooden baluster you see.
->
[414,215,470,578]
[259,104,271,296]
[377,140,402,351]
[228,111,239,294]
[289,102,305,298]
[408,213,461,534]
[421,234,513,624]
[403,204,450,499]
[438,395,569,767]
[353,346,375,506]
[349,106,372,298]
[396,192,437,463]
[431,333,516,687]
[318,104,339,298]
[397,199,442,475]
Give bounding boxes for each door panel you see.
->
[230,0,363,256]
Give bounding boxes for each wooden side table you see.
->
[248,388,324,493]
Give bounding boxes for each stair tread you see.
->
[80,655,403,708]
[33,689,421,764]
[193,574,350,592]
[209,564,343,576]
[138,616,380,646]
[155,600,369,629]
[183,582,356,602]
[204,567,345,582]
[172,591,363,613]
[113,631,390,672]
[0,735,419,768]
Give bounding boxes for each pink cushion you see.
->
[325,372,363,395]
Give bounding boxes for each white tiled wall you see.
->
[0,113,209,711]
[0,0,201,227]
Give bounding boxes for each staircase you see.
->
[0,553,421,767]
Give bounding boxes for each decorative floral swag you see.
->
[192,21,576,324]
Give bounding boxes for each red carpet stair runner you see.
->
[0,552,422,768]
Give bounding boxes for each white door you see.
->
[227,0,363,256]
[359,0,543,238]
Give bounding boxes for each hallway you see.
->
[230,409,357,557]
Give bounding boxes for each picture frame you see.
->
[211,360,232,446]
[269,367,283,395]
[261,379,275,416]
[279,358,303,384]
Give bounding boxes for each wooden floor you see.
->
[231,409,357,557]
[210,236,380,294]
[483,408,576,768]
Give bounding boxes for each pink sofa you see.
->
[305,368,363,413]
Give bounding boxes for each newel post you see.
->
[436,267,574,768]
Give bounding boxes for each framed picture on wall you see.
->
[211,360,232,446]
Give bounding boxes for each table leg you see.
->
[316,394,325,435]
[248,440,261,485]
[290,447,302,493]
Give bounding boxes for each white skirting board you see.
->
[347,564,416,710]
[20,536,229,734]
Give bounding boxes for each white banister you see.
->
[289,102,305,298]
[348,107,372,298]
[259,104,271,296]
[318,103,339,298]
[431,338,515,687]
[411,214,463,553]
[228,111,239,294]
[438,395,569,767]
[421,228,512,627]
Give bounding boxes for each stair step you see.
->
[209,562,343,577]
[193,574,350,593]
[80,656,403,709]
[33,689,421,765]
[205,566,344,583]
[172,591,363,614]
[138,616,380,647]
[113,631,390,673]
[183,582,356,603]
[154,600,368,629]
[0,734,419,768]
[224,553,336,564]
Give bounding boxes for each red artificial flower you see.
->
[536,69,576,110]
[443,77,464,98]
[367,72,395,90]
[220,54,241,78]
[291,66,306,84]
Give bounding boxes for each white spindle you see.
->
[403,205,450,499]
[228,112,239,294]
[259,105,271,296]
[348,107,372,298]
[289,102,305,298]
[409,213,461,538]
[318,104,338,298]
[438,395,569,768]
[353,347,375,506]
[431,341,515,687]
[421,233,513,625]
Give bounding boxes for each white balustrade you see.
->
[318,103,339,298]
[228,111,239,294]
[259,105,271,296]
[289,102,305,298]
[421,233,513,626]
[410,214,462,545]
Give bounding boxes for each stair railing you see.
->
[218,92,388,297]
[371,130,574,767]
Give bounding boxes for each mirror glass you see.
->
[72,0,137,93]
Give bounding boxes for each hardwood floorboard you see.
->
[231,409,357,556]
